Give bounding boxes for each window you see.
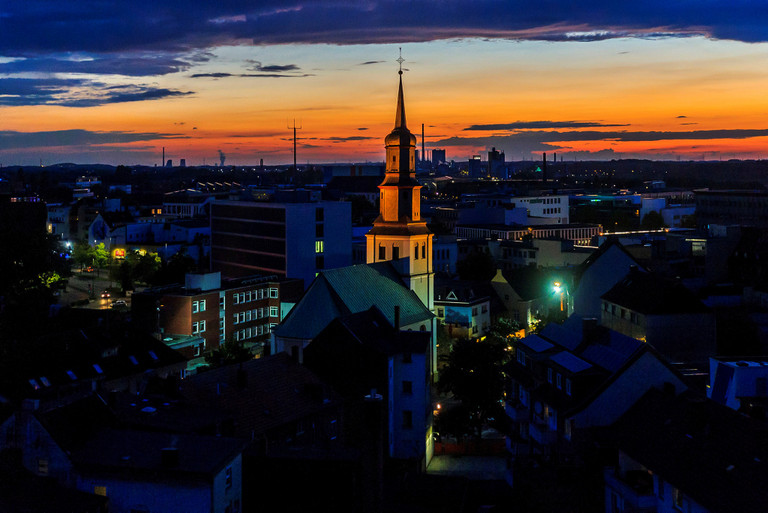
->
[192,301,199,313]
[269,306,278,317]
[556,373,562,389]
[673,488,684,510]
[94,486,107,497]
[517,350,526,366]
[547,368,553,383]
[315,240,324,253]
[220,296,225,308]
[225,466,233,489]
[402,410,413,429]
[566,378,572,396]
[269,287,278,298]
[316,223,324,238]
[193,320,206,334]
[414,244,419,259]
[379,246,386,260]
[472,307,478,316]
[233,294,239,305]
[199,299,206,312]
[316,207,324,221]
[437,308,444,317]
[421,243,426,259]
[316,255,324,269]
[402,380,413,394]
[392,245,399,260]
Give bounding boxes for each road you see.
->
[59,271,132,311]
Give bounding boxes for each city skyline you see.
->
[3,2,768,166]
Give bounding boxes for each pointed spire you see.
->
[395,73,407,129]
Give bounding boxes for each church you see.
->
[271,66,437,369]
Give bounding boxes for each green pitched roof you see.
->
[274,262,433,340]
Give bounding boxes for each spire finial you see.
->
[396,47,404,76]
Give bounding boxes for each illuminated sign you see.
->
[113,248,126,259]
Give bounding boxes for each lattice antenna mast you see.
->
[288,118,302,171]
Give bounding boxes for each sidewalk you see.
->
[427,454,507,480]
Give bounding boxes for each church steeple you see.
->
[395,72,407,129]
[366,58,434,312]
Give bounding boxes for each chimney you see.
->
[582,318,599,344]
[542,153,548,183]
[394,306,401,331]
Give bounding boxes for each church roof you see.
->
[273,261,434,341]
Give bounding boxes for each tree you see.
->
[72,240,95,269]
[456,250,496,281]
[204,338,253,368]
[437,337,506,439]
[640,210,666,230]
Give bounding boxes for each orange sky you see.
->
[3,36,768,165]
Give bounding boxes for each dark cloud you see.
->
[0,129,183,150]
[358,61,385,65]
[0,78,192,107]
[190,72,233,78]
[2,1,768,70]
[357,127,369,131]
[245,60,300,73]
[677,115,688,118]
[431,128,768,154]
[323,136,376,142]
[0,55,192,76]
[464,121,630,131]
[190,72,313,78]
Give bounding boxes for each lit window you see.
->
[315,240,324,253]
[269,288,278,298]
[199,299,206,311]
[199,320,206,333]
[192,301,199,313]
[269,306,278,317]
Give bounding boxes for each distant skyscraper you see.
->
[488,147,505,177]
[431,149,446,165]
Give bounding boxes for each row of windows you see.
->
[546,368,573,396]
[192,320,206,334]
[233,306,279,324]
[604,302,639,324]
[233,288,277,304]
[233,323,275,341]
[542,207,561,215]
[192,299,207,313]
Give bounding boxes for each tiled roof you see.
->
[518,334,555,353]
[72,429,245,479]
[601,270,710,315]
[550,351,592,374]
[274,262,433,340]
[610,389,768,513]
[179,353,341,438]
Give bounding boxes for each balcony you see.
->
[604,468,657,513]
[505,401,530,422]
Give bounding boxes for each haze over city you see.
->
[3,1,768,166]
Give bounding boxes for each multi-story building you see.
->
[455,223,600,245]
[210,198,351,289]
[132,272,303,362]
[305,306,432,469]
[511,195,570,225]
[504,316,686,484]
[434,280,491,340]
[605,388,768,513]
[600,268,716,363]
[695,188,768,230]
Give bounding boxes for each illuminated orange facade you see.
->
[366,72,434,310]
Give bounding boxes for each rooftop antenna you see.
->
[288,119,302,171]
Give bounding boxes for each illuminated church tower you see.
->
[366,66,434,311]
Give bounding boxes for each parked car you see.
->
[111,300,127,308]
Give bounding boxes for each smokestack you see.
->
[542,152,547,183]
[394,305,401,331]
[162,147,165,167]
[422,123,425,166]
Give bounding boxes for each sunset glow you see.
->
[2,2,768,165]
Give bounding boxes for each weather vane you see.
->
[397,47,405,75]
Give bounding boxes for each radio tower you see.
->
[288,119,302,171]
